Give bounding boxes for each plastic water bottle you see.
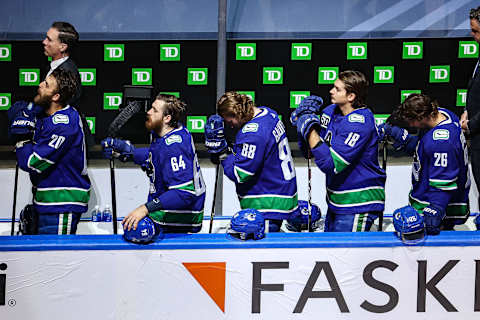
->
[103,205,113,222]
[91,205,101,222]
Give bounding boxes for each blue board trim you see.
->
[1,231,480,252]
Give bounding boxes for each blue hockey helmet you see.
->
[475,214,480,231]
[286,200,322,232]
[227,209,265,240]
[393,205,425,244]
[123,216,157,244]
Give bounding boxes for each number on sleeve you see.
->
[344,132,360,147]
[241,143,256,159]
[48,134,65,149]
[433,153,448,167]
[278,137,296,180]
[171,155,186,172]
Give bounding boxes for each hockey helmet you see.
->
[393,205,425,244]
[227,208,265,240]
[286,200,322,232]
[123,216,157,244]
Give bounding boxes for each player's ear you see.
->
[52,92,61,103]
[347,92,356,104]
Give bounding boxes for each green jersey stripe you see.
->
[239,194,298,212]
[409,194,469,218]
[330,147,350,173]
[28,152,54,173]
[429,179,457,190]
[35,188,90,205]
[327,187,385,206]
[234,165,254,183]
[149,210,203,226]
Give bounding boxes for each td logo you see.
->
[430,65,450,83]
[78,68,97,86]
[374,66,394,83]
[403,42,423,59]
[132,68,152,85]
[187,116,207,133]
[104,44,124,61]
[19,68,40,86]
[104,93,123,110]
[236,91,255,102]
[374,114,389,126]
[0,93,11,111]
[236,43,256,60]
[160,44,180,61]
[263,67,283,84]
[290,91,310,108]
[457,89,467,107]
[347,42,367,60]
[85,117,96,134]
[458,41,478,58]
[400,90,421,103]
[291,43,312,60]
[188,68,208,85]
[0,44,11,61]
[318,67,338,84]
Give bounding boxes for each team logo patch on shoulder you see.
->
[433,129,449,140]
[242,123,259,133]
[165,134,182,145]
[321,114,331,128]
[52,114,69,124]
[348,113,365,123]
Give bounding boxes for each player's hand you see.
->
[205,115,228,154]
[297,113,321,142]
[378,123,409,151]
[122,205,148,231]
[9,103,37,142]
[101,137,135,162]
[290,95,324,126]
[423,204,445,235]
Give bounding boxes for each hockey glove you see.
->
[422,204,445,235]
[9,103,37,142]
[297,114,321,142]
[378,123,410,151]
[290,95,324,126]
[205,115,230,164]
[101,137,135,162]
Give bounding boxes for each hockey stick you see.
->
[379,139,387,232]
[11,163,19,236]
[307,151,313,232]
[106,101,142,234]
[209,163,221,233]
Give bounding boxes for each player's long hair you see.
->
[470,6,480,23]
[217,91,255,124]
[339,70,368,108]
[397,93,439,121]
[156,94,186,128]
[51,68,77,107]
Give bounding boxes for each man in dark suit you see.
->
[461,6,480,209]
[42,21,82,106]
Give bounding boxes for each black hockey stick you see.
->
[379,139,387,232]
[307,151,313,232]
[106,101,142,234]
[209,163,220,233]
[11,163,19,236]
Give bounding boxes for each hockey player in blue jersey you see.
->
[102,94,205,236]
[380,93,470,234]
[291,70,386,232]
[10,68,90,234]
[205,91,298,232]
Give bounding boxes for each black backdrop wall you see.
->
[0,37,476,148]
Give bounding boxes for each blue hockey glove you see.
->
[422,204,445,235]
[101,138,135,162]
[378,123,410,151]
[290,95,324,126]
[205,115,228,154]
[9,103,37,142]
[297,114,321,142]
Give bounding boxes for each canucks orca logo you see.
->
[412,146,421,181]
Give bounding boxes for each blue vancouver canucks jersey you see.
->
[408,108,470,221]
[140,126,206,228]
[222,107,298,219]
[311,104,386,214]
[16,106,90,214]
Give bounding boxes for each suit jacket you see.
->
[467,60,480,149]
[45,57,82,107]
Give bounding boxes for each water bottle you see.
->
[91,205,100,222]
[103,205,113,222]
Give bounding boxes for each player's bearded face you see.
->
[146,99,166,131]
[34,76,58,107]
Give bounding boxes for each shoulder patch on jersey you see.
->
[433,129,449,140]
[348,113,365,123]
[321,114,331,128]
[52,114,69,125]
[165,134,182,145]
[242,123,259,133]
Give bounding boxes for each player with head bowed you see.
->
[205,91,298,232]
[102,94,206,240]
[9,68,90,234]
[291,70,386,232]
[379,93,470,235]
